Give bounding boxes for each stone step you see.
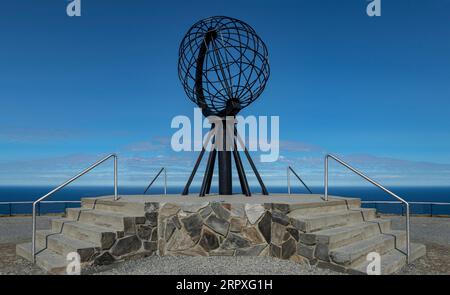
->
[289,208,377,232]
[36,230,99,262]
[16,242,68,274]
[287,197,361,215]
[315,219,392,247]
[52,218,120,250]
[329,230,407,267]
[66,208,143,234]
[308,219,392,260]
[351,242,426,275]
[82,198,145,215]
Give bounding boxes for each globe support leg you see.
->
[200,136,216,197]
[218,119,232,195]
[233,140,251,196]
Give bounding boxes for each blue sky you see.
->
[0,0,449,188]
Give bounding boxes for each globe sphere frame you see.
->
[178,16,270,117]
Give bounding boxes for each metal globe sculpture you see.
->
[178,16,270,117]
[179,16,269,196]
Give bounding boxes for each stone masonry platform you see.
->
[16,194,426,274]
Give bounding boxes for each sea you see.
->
[1,186,450,216]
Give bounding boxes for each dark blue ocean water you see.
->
[1,185,450,216]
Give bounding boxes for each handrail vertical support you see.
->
[406,203,411,263]
[324,155,329,201]
[32,203,36,263]
[164,168,167,195]
[114,155,118,201]
[287,167,291,195]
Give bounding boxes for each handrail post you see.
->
[406,203,411,263]
[9,203,12,216]
[287,167,291,195]
[114,155,118,201]
[287,166,313,194]
[164,168,167,195]
[32,203,36,263]
[324,155,329,201]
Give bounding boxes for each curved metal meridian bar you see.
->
[287,166,313,194]
[195,30,217,115]
[143,167,167,195]
[31,154,118,263]
[324,154,411,263]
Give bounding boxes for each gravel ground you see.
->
[90,255,340,275]
[1,215,449,275]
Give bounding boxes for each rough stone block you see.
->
[272,211,290,226]
[271,222,286,246]
[145,212,158,227]
[281,238,296,259]
[245,204,265,224]
[143,241,157,252]
[166,229,195,251]
[111,235,142,257]
[165,222,176,242]
[211,203,231,220]
[270,244,281,258]
[182,202,209,213]
[286,227,299,241]
[181,213,203,242]
[314,243,330,261]
[205,214,230,236]
[230,217,245,232]
[171,215,181,229]
[298,233,316,245]
[173,245,208,257]
[235,244,266,256]
[151,228,158,241]
[159,203,180,219]
[297,243,315,260]
[272,203,290,214]
[137,224,153,240]
[221,233,251,249]
[199,206,212,219]
[230,204,245,218]
[93,252,115,265]
[258,211,271,243]
[242,227,265,244]
[199,228,220,251]
[144,202,159,213]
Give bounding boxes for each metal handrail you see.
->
[362,201,450,217]
[31,154,118,263]
[361,201,450,205]
[0,201,81,216]
[324,154,411,263]
[287,166,313,194]
[143,167,167,195]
